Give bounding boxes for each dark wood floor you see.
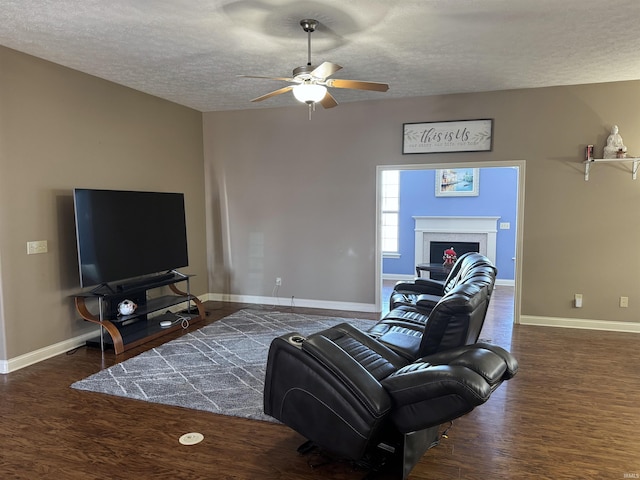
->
[1,288,639,479]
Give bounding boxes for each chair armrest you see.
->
[412,278,446,295]
[393,281,436,294]
[413,294,441,311]
[303,332,392,417]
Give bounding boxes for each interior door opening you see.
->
[376,161,525,328]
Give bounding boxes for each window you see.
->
[381,170,399,254]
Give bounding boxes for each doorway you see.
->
[375,160,525,325]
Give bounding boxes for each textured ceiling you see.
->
[2,0,640,112]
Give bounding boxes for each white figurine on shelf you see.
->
[603,125,627,159]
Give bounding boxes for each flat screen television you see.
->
[73,188,189,288]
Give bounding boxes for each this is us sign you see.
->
[403,119,493,154]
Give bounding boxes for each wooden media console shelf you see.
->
[74,272,205,354]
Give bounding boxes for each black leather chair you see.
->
[372,255,496,362]
[389,252,496,312]
[264,323,518,479]
[371,280,493,361]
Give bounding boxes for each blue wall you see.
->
[383,166,518,280]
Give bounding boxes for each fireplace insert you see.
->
[428,241,480,279]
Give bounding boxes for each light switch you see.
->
[499,222,511,230]
[574,294,583,308]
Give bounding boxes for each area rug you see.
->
[71,309,375,422]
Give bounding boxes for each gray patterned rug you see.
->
[71,309,375,422]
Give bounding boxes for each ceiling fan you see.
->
[240,19,389,113]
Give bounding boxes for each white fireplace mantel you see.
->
[414,216,500,265]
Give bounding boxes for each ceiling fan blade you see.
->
[311,61,342,80]
[319,91,338,109]
[251,86,294,102]
[326,78,389,92]
[239,74,295,82]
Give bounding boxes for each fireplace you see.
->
[414,216,500,276]
[429,241,480,279]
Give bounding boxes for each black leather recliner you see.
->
[389,252,496,312]
[264,323,518,479]
[372,254,497,362]
[371,280,491,361]
[263,254,514,478]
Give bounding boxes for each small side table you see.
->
[415,263,453,278]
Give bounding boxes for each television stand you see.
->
[74,273,205,354]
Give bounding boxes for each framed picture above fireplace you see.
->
[435,168,479,197]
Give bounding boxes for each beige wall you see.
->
[3,44,640,364]
[203,81,640,324]
[0,46,207,361]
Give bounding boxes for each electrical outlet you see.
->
[620,296,629,308]
[275,277,282,286]
[27,240,48,255]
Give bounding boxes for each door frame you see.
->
[375,160,525,324]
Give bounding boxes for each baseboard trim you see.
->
[5,299,635,374]
[520,315,640,333]
[382,274,415,281]
[0,295,212,375]
[207,293,377,314]
[0,328,100,374]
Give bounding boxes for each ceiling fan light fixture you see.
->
[241,18,388,110]
[292,83,326,104]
